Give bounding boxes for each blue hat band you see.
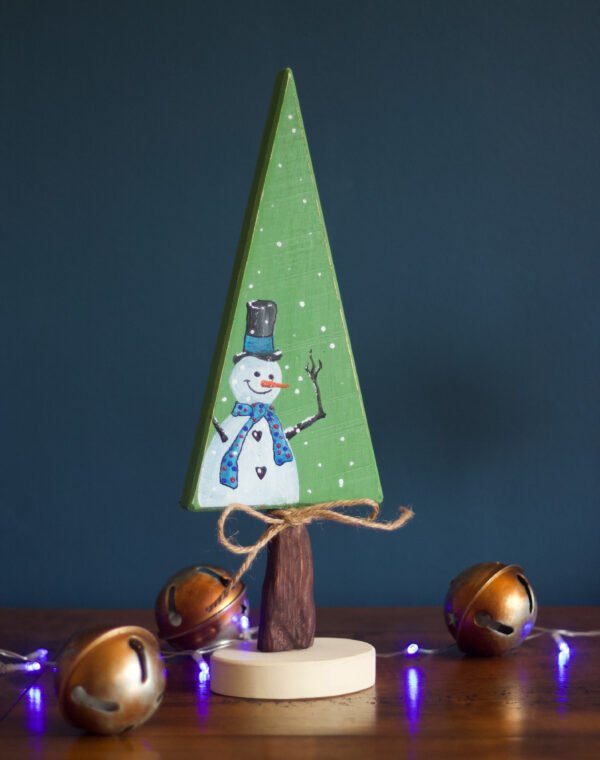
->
[243,335,275,354]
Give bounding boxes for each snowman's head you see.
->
[229,356,288,404]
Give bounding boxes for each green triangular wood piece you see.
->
[182,69,382,511]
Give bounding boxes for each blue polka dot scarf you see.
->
[220,402,293,489]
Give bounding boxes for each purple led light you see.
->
[558,648,570,671]
[406,643,419,656]
[407,668,420,702]
[28,686,42,710]
[403,666,422,733]
[198,661,210,684]
[26,685,46,735]
[240,614,250,631]
[24,662,41,672]
[556,644,570,702]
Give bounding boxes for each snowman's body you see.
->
[197,356,300,507]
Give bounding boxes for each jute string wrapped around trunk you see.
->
[207,500,414,613]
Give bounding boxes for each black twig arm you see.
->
[285,350,326,440]
[212,417,228,443]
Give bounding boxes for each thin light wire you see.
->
[161,639,246,658]
[0,648,52,674]
[377,644,456,658]
[0,649,30,662]
[3,625,600,671]
[533,626,600,638]
[0,627,260,674]
[161,625,258,659]
[376,627,600,658]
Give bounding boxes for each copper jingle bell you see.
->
[55,626,166,735]
[444,562,537,656]
[155,564,248,650]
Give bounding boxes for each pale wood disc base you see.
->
[210,637,375,700]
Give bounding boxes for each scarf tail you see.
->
[220,404,293,489]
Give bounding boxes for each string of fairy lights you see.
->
[2,562,599,736]
[3,624,600,680]
[0,617,256,683]
[378,626,600,660]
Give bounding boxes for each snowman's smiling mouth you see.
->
[244,380,272,395]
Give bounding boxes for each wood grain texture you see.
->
[182,68,382,511]
[2,608,600,759]
[257,523,316,651]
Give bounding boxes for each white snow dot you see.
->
[297,376,304,382]
[349,461,355,467]
[329,342,336,349]
[307,488,312,494]
[294,388,300,395]
[222,396,228,403]
[277,162,283,168]
[248,283,254,289]
[340,436,345,442]
[257,270,261,274]
[288,114,293,120]
[317,462,322,468]
[276,241,283,248]
[284,365,290,370]
[240,364,246,370]
[320,325,326,332]
[302,198,307,204]
[299,300,305,308]
[211,450,216,456]
[292,128,297,133]
[259,227,264,232]
[338,478,344,488]
[317,270,321,275]
[304,441,309,446]
[265,319,269,325]
[249,329,255,335]
[232,379,238,385]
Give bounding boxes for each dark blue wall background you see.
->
[2,1,599,610]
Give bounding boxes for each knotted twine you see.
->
[207,499,414,613]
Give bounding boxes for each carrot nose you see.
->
[260,379,289,389]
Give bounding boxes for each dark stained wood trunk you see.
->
[257,523,316,652]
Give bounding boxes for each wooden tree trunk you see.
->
[257,523,316,652]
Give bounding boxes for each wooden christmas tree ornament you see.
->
[182,69,413,699]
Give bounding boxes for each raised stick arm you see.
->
[212,416,228,443]
[285,350,326,440]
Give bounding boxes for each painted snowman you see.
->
[198,300,325,507]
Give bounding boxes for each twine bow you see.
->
[207,499,414,613]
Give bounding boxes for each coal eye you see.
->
[254,371,260,377]
[268,374,274,380]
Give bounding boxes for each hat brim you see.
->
[233,350,282,364]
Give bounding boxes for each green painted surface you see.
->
[182,69,382,510]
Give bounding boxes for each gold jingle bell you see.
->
[155,564,248,650]
[55,626,166,735]
[444,562,537,656]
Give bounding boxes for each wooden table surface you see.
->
[1,607,599,759]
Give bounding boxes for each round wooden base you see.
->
[210,637,375,700]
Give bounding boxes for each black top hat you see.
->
[233,300,282,364]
